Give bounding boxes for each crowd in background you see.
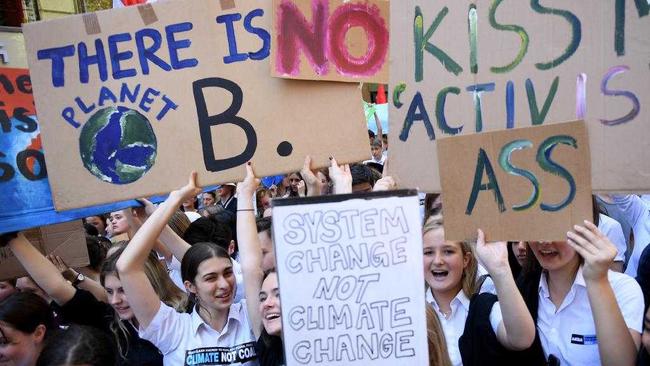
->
[1,133,650,366]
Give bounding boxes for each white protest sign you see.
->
[272,190,428,365]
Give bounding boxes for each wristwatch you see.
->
[71,272,85,287]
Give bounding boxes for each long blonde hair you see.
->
[101,245,188,359]
[426,304,452,366]
[422,215,479,297]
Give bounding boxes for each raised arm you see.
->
[47,254,108,303]
[237,163,264,338]
[6,233,76,305]
[125,204,174,262]
[300,156,325,197]
[568,221,641,366]
[116,173,201,329]
[475,229,535,350]
[136,198,191,263]
[329,157,352,194]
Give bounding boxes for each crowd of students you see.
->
[1,136,650,366]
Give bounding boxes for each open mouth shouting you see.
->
[431,269,449,280]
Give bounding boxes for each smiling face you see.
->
[0,323,44,366]
[528,241,579,272]
[259,272,281,337]
[187,257,236,313]
[109,210,129,235]
[103,274,134,321]
[422,228,469,298]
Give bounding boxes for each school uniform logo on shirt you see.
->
[185,342,257,365]
[570,334,597,345]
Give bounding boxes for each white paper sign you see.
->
[272,191,428,366]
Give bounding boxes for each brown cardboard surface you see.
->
[438,120,592,241]
[270,0,389,83]
[0,221,88,281]
[390,1,650,193]
[23,0,368,211]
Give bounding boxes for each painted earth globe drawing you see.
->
[79,106,157,184]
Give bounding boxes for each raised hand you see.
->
[475,229,509,276]
[373,176,396,192]
[237,162,260,200]
[329,157,352,194]
[566,220,617,282]
[135,198,157,219]
[300,156,325,196]
[173,171,201,201]
[297,180,306,197]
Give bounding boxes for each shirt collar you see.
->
[430,290,470,313]
[538,265,586,297]
[191,302,242,335]
[455,290,471,312]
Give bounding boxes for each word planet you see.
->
[79,106,157,184]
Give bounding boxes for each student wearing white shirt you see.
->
[236,163,285,366]
[524,221,643,365]
[422,216,535,366]
[610,194,650,277]
[117,173,259,366]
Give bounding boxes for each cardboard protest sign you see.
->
[272,190,428,365]
[438,120,592,241]
[0,220,88,280]
[0,65,174,234]
[270,0,389,83]
[390,1,650,193]
[22,0,367,211]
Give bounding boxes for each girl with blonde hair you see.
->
[422,216,534,365]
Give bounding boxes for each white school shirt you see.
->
[612,195,650,276]
[140,301,259,366]
[429,290,503,366]
[537,267,643,366]
[598,213,627,262]
[167,257,185,292]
